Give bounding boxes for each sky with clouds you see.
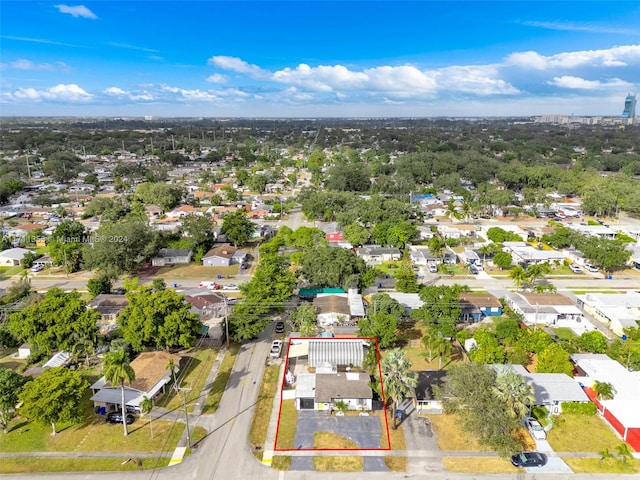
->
[1,1,639,117]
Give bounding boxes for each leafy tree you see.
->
[300,246,367,289]
[394,261,419,293]
[325,163,371,192]
[371,220,417,247]
[412,285,464,337]
[486,227,522,243]
[368,293,405,319]
[20,251,37,269]
[358,312,398,349]
[220,210,256,247]
[0,367,29,433]
[283,226,327,250]
[83,218,158,277]
[492,252,513,270]
[104,348,135,436]
[8,289,99,356]
[495,318,521,345]
[87,274,112,297]
[18,367,88,436]
[289,302,317,332]
[83,197,128,221]
[442,362,520,456]
[180,214,217,252]
[42,151,82,182]
[576,330,608,353]
[49,220,86,272]
[134,182,184,210]
[469,329,505,364]
[536,343,573,375]
[117,287,202,352]
[427,235,446,258]
[378,349,417,429]
[515,329,554,355]
[342,223,370,246]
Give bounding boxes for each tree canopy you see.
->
[0,367,29,433]
[299,246,368,290]
[220,210,256,247]
[8,289,99,356]
[117,287,202,352]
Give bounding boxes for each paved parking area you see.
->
[289,411,387,471]
[526,456,573,474]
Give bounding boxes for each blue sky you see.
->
[1,1,639,117]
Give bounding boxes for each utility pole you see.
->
[175,383,192,448]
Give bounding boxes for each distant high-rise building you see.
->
[622,93,636,119]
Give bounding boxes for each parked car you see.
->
[30,264,44,272]
[240,263,249,270]
[524,417,546,440]
[126,404,142,414]
[469,265,479,275]
[569,264,582,274]
[274,321,285,334]
[106,412,135,425]
[511,451,547,468]
[112,288,127,295]
[584,263,599,273]
[222,284,238,290]
[270,340,283,358]
[199,281,221,289]
[428,264,438,273]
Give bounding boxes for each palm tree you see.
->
[427,235,446,259]
[445,199,461,223]
[493,370,535,419]
[421,328,446,363]
[103,348,135,436]
[380,349,418,429]
[436,339,452,370]
[616,442,632,463]
[509,265,527,291]
[525,262,552,289]
[592,380,616,400]
[141,395,154,439]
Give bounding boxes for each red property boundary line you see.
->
[273,336,391,452]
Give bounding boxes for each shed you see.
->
[308,340,364,368]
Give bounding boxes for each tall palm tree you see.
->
[141,395,154,439]
[493,370,535,419]
[380,349,418,429]
[445,199,461,223]
[525,262,552,289]
[422,329,446,363]
[104,348,135,436]
[509,265,527,291]
[427,235,446,259]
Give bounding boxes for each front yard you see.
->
[546,414,632,452]
[156,263,239,280]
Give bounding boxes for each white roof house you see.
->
[572,354,640,441]
[502,242,566,266]
[0,247,33,266]
[576,292,640,337]
[505,292,582,326]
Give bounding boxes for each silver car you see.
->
[524,416,546,440]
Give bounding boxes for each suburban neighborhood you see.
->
[0,117,639,480]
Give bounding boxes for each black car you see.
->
[106,412,135,425]
[275,321,285,334]
[511,451,547,468]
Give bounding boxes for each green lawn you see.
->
[155,347,219,412]
[248,364,280,454]
[564,458,640,473]
[201,344,239,414]
[546,414,631,452]
[274,399,297,449]
[551,327,577,341]
[0,457,167,473]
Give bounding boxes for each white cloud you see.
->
[104,86,153,101]
[205,73,229,84]
[108,42,159,53]
[522,21,640,36]
[434,65,519,95]
[505,44,640,70]
[208,56,266,78]
[547,76,632,90]
[54,4,97,19]
[8,84,92,102]
[1,59,72,72]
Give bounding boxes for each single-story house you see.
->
[412,370,447,413]
[505,292,582,326]
[385,292,424,314]
[295,372,373,411]
[313,294,361,327]
[566,224,617,240]
[575,291,640,337]
[87,294,130,334]
[184,293,227,318]
[572,354,640,451]
[0,247,34,266]
[308,339,365,368]
[494,364,589,414]
[150,217,182,232]
[357,245,402,265]
[501,242,566,266]
[31,255,54,268]
[90,351,180,414]
[202,244,237,267]
[166,205,202,218]
[151,248,193,267]
[458,249,480,265]
[459,293,503,322]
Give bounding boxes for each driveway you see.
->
[289,411,387,471]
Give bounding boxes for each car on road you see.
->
[199,281,221,290]
[106,412,135,425]
[524,417,546,440]
[511,451,547,468]
[584,263,599,273]
[569,264,582,274]
[222,284,238,290]
[274,321,285,334]
[270,340,283,358]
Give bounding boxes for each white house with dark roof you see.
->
[356,245,402,265]
[151,248,193,266]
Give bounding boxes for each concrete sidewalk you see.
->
[260,359,286,467]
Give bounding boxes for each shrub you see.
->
[561,402,597,415]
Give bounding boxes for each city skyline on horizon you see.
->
[1,1,640,118]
